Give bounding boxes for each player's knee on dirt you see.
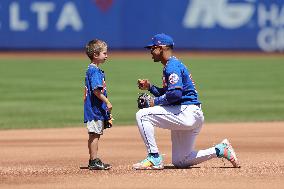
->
[172,159,189,168]
[172,155,197,168]
[172,156,185,168]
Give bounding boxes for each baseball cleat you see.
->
[215,139,240,168]
[133,154,164,170]
[88,158,112,170]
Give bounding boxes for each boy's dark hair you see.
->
[85,39,107,60]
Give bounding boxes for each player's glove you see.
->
[104,113,114,129]
[137,93,153,109]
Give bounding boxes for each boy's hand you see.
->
[108,114,114,125]
[93,89,112,112]
[106,102,112,112]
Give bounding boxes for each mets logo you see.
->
[169,73,179,84]
[92,0,114,12]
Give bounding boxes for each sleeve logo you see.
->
[169,73,179,84]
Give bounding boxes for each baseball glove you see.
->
[104,113,114,129]
[104,119,113,129]
[137,93,153,109]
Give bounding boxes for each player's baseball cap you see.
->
[144,33,174,49]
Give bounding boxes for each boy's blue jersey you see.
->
[163,56,200,105]
[84,64,109,123]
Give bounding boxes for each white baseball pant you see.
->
[136,104,217,167]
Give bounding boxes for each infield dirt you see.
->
[0,122,283,189]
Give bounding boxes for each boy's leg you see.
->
[86,120,111,170]
[88,133,100,160]
[87,120,103,160]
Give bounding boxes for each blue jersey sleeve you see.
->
[165,65,183,90]
[89,68,103,91]
[154,89,182,106]
[149,85,166,97]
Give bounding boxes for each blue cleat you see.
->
[133,154,164,170]
[215,139,240,168]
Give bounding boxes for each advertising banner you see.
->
[0,0,283,51]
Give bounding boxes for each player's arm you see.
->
[137,79,165,97]
[153,88,182,106]
[154,66,183,105]
[148,85,166,97]
[93,89,112,112]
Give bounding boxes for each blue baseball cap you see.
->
[145,33,174,49]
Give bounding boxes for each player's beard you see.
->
[152,52,162,62]
[153,56,160,62]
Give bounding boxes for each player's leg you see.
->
[214,139,240,167]
[171,129,217,168]
[135,105,203,154]
[135,109,159,154]
[133,107,163,169]
[133,105,202,169]
[171,131,240,167]
[177,138,240,168]
[169,105,218,167]
[134,105,183,169]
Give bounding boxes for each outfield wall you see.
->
[0,0,283,52]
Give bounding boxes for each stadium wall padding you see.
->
[0,0,283,52]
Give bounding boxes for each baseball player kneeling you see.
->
[133,33,240,170]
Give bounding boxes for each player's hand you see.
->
[149,98,154,107]
[137,93,154,109]
[137,79,151,90]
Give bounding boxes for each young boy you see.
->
[84,39,113,170]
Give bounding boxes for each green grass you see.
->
[0,55,283,129]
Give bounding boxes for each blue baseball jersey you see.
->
[163,56,200,105]
[84,64,109,123]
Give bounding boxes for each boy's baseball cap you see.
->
[144,33,174,49]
